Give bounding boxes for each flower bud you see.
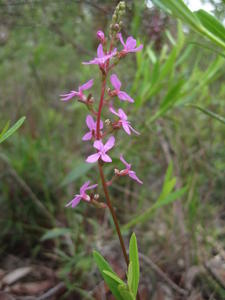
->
[97,30,105,43]
[92,200,107,209]
[105,119,111,126]
[114,168,120,175]
[114,23,120,31]
[94,194,99,200]
[119,1,126,10]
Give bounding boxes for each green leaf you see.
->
[0,117,26,144]
[103,270,125,285]
[186,104,225,125]
[118,284,135,300]
[149,79,184,123]
[153,0,225,50]
[159,162,176,201]
[0,121,10,139]
[123,187,187,230]
[152,0,201,31]
[61,162,94,186]
[128,233,139,297]
[41,228,71,241]
[195,10,225,44]
[93,251,123,300]
[164,161,174,185]
[127,262,133,291]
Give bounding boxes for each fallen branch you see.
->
[37,282,66,300]
[139,252,188,296]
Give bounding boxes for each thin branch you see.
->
[139,253,188,296]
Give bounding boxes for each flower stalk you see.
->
[61,2,143,299]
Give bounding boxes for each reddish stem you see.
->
[96,70,129,263]
[95,53,141,300]
[98,162,129,266]
[96,76,106,140]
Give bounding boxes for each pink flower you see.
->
[83,44,117,67]
[119,155,143,184]
[110,74,134,103]
[86,136,115,163]
[66,181,98,208]
[97,30,105,43]
[60,79,93,102]
[82,115,103,141]
[110,107,140,135]
[117,33,143,55]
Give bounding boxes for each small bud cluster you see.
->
[110,1,126,37]
[61,5,143,209]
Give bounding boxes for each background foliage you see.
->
[0,0,224,299]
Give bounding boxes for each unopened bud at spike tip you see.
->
[97,30,105,43]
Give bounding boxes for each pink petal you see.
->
[80,181,90,194]
[94,140,103,151]
[118,108,127,120]
[79,79,94,91]
[82,59,99,65]
[109,106,119,117]
[101,153,112,162]
[130,125,140,135]
[66,195,82,208]
[85,183,98,191]
[97,44,104,58]
[120,154,130,169]
[117,33,126,47]
[82,131,92,141]
[118,91,134,103]
[86,153,100,163]
[122,121,131,135]
[129,171,143,184]
[128,44,143,53]
[82,193,91,202]
[126,37,137,50]
[110,48,117,57]
[86,115,95,130]
[110,74,121,91]
[104,136,115,152]
[60,91,79,101]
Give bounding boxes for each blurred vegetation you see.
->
[0,0,224,298]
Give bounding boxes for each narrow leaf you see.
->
[103,270,125,285]
[128,233,139,297]
[41,228,71,241]
[0,121,10,139]
[0,117,26,144]
[61,162,94,186]
[118,284,135,300]
[187,104,225,125]
[123,187,187,229]
[195,10,225,43]
[93,251,123,300]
